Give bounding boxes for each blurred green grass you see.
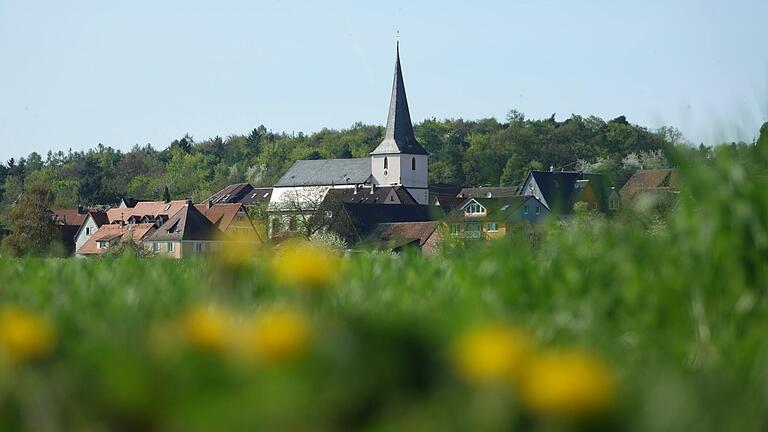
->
[1,141,768,431]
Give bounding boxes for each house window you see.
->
[411,157,416,171]
[536,206,541,215]
[86,227,92,236]
[524,205,529,215]
[487,222,498,232]
[97,241,107,250]
[451,224,461,235]
[384,157,388,170]
[609,197,620,211]
[167,242,174,252]
[152,243,159,252]
[466,222,482,233]
[194,243,203,252]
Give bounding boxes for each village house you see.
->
[194,202,260,239]
[76,222,157,257]
[517,170,620,215]
[143,201,225,258]
[445,196,551,240]
[267,44,430,238]
[73,210,110,253]
[324,202,445,245]
[53,207,108,255]
[619,168,679,201]
[362,221,442,255]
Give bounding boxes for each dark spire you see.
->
[371,43,428,155]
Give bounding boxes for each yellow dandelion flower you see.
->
[453,322,533,384]
[181,305,232,352]
[271,240,340,289]
[520,349,617,418]
[240,307,311,363]
[0,306,56,364]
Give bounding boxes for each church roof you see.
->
[370,44,429,156]
[274,158,372,187]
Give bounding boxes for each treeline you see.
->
[0,111,703,222]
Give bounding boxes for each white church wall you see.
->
[371,154,401,186]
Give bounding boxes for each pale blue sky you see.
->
[1,0,766,161]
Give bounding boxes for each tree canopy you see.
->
[0,112,720,224]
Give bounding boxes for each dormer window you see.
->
[465,202,485,215]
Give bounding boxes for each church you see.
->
[269,43,430,219]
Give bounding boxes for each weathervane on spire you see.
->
[396,30,400,48]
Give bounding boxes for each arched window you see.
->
[384,157,388,169]
[411,157,416,171]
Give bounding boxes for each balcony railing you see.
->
[460,231,482,239]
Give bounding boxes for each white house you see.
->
[73,211,109,255]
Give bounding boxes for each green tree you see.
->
[3,183,60,257]
[500,155,523,186]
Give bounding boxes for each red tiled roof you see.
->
[107,200,189,223]
[619,169,678,199]
[194,203,245,232]
[53,209,88,227]
[77,223,156,256]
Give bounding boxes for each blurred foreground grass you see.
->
[2,142,768,431]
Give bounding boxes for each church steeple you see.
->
[370,43,428,156]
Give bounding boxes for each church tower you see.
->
[370,43,429,204]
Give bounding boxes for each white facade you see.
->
[371,154,429,204]
[74,214,100,254]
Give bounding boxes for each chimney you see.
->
[370,184,376,194]
[549,165,554,172]
[353,184,358,195]
[77,205,85,214]
[186,199,193,206]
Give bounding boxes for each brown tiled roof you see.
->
[145,203,222,242]
[107,200,189,223]
[77,223,156,256]
[366,221,441,249]
[90,211,109,227]
[194,203,245,232]
[619,169,678,199]
[53,209,88,226]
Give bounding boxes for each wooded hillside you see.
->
[0,111,705,222]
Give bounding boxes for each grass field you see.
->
[1,147,768,431]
